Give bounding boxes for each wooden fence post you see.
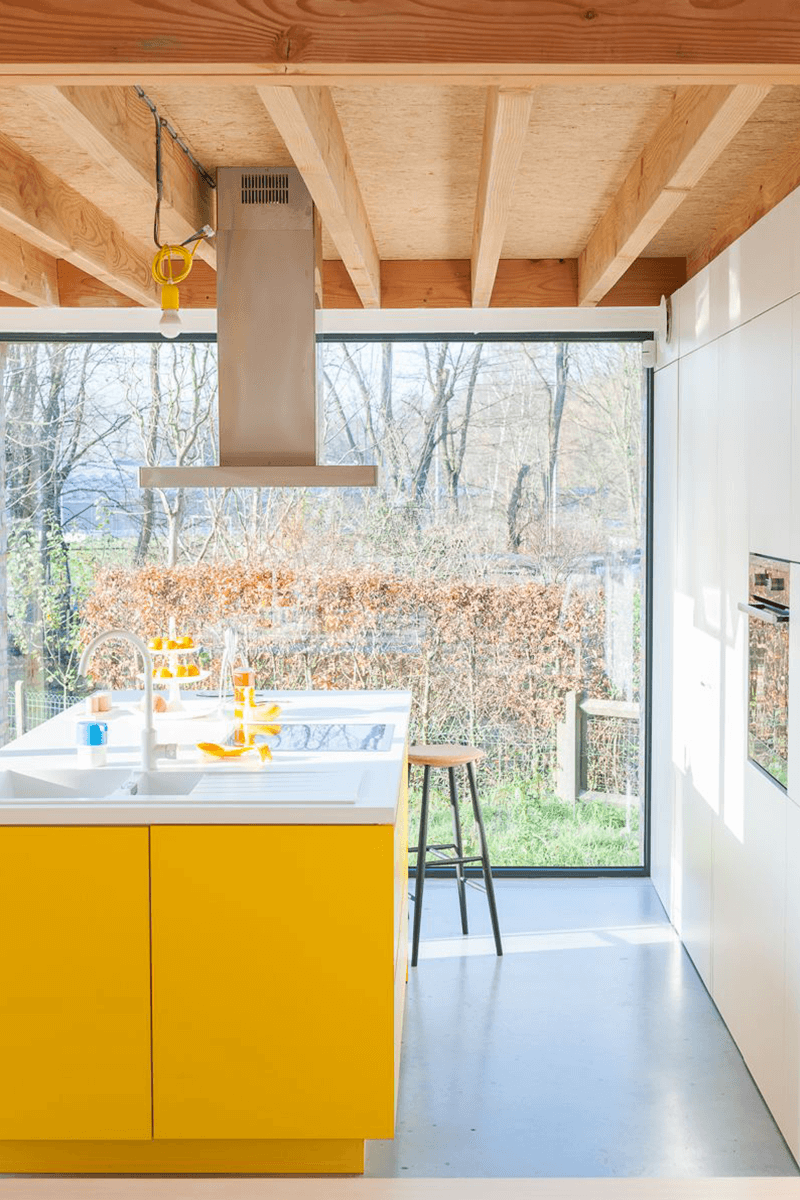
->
[14,679,24,740]
[557,690,583,808]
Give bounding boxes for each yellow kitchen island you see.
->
[0,689,410,1175]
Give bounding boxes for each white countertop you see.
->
[0,689,411,826]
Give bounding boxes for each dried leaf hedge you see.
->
[84,563,612,774]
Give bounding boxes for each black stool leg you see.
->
[448,766,469,935]
[411,765,431,968]
[466,759,503,957]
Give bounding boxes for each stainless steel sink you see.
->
[0,767,136,800]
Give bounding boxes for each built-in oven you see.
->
[739,554,790,789]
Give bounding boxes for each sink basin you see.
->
[0,767,136,800]
[125,770,203,796]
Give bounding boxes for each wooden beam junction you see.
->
[471,88,534,308]
[577,84,769,307]
[257,85,381,309]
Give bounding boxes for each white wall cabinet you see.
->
[744,305,793,559]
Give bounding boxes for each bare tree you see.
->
[569,343,643,541]
[4,342,129,689]
[441,343,483,508]
[133,344,162,564]
[507,463,531,551]
[0,344,8,741]
[522,342,570,536]
[132,342,216,567]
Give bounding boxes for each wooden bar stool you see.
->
[408,744,503,967]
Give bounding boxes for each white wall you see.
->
[653,184,800,1156]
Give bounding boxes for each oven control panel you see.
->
[750,554,790,610]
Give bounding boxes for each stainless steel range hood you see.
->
[139,167,377,489]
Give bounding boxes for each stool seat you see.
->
[408,744,486,768]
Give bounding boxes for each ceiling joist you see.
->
[0,128,159,306]
[257,85,381,309]
[22,85,216,266]
[471,88,534,308]
[0,225,59,306]
[577,83,770,307]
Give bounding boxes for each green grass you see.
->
[409,772,641,869]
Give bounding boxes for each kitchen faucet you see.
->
[78,629,161,771]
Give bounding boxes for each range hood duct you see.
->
[139,167,377,489]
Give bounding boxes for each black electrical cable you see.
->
[153,113,164,249]
[135,86,216,190]
[134,85,216,250]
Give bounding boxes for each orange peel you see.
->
[196,742,272,764]
[243,703,282,723]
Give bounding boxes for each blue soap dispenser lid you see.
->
[75,719,108,746]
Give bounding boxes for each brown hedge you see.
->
[83,563,611,771]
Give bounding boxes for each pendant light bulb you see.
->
[159,308,182,339]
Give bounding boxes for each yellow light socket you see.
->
[161,282,180,312]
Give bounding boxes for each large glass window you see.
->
[0,335,649,869]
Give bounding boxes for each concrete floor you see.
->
[366,878,800,1179]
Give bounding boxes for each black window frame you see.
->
[0,328,654,879]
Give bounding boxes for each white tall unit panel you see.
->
[651,361,678,911]
[673,341,721,987]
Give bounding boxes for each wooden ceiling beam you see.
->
[0,69,799,87]
[471,88,534,308]
[34,256,685,310]
[22,85,215,266]
[0,129,159,306]
[0,227,59,306]
[2,1,800,70]
[577,84,770,307]
[256,85,381,309]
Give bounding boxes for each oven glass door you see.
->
[748,614,789,788]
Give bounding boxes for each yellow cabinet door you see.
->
[151,824,395,1141]
[0,827,152,1140]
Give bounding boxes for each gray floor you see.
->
[366,878,800,1179]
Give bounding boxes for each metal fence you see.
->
[9,682,82,739]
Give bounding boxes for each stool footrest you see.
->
[423,855,483,868]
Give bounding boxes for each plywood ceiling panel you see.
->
[504,85,677,259]
[647,85,800,256]
[330,86,485,260]
[143,84,288,169]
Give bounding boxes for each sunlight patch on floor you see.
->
[417,922,678,959]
